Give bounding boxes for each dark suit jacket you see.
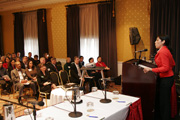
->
[70,63,81,84]
[46,63,62,73]
[37,70,52,87]
[0,67,9,80]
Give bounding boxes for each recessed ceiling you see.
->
[0,0,73,12]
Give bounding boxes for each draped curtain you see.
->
[37,9,48,57]
[67,6,80,61]
[98,3,117,77]
[14,12,24,56]
[23,11,39,57]
[0,16,3,55]
[150,0,180,74]
[79,4,99,64]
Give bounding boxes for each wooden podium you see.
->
[122,59,157,120]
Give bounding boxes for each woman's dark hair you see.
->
[158,34,172,54]
[27,60,34,69]
[9,59,15,67]
[5,57,10,63]
[97,56,101,60]
[89,57,93,62]
[158,35,170,46]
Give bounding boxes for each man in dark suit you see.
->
[21,56,28,69]
[70,56,84,84]
[79,56,84,68]
[0,60,12,94]
[64,57,71,75]
[33,55,40,66]
[46,58,62,73]
[11,61,36,104]
[28,52,34,62]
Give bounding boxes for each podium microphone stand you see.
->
[100,78,112,103]
[69,89,82,118]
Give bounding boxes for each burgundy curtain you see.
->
[150,0,180,74]
[66,6,80,61]
[0,16,3,55]
[14,12,24,56]
[98,2,117,77]
[37,9,48,57]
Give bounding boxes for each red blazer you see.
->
[152,46,175,78]
[3,63,8,69]
[96,62,107,67]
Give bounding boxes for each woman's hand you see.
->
[143,67,152,73]
[43,82,50,86]
[105,67,110,70]
[33,77,37,81]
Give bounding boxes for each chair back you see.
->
[50,72,60,85]
[59,70,69,85]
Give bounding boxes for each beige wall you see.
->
[0,0,150,61]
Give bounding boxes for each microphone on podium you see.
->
[135,49,148,53]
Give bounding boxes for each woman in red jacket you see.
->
[144,35,175,120]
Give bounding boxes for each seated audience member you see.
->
[33,55,40,66]
[11,53,16,60]
[44,53,52,63]
[8,59,16,78]
[70,56,85,84]
[47,58,62,73]
[37,63,57,96]
[64,57,71,74]
[6,53,11,59]
[11,61,37,103]
[1,56,5,63]
[3,57,10,69]
[21,56,28,69]
[0,60,12,94]
[26,60,37,81]
[16,52,22,61]
[96,56,110,77]
[79,56,84,67]
[86,58,102,89]
[28,52,34,62]
[37,57,46,73]
[96,56,110,70]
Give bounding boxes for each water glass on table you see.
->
[112,90,119,100]
[87,102,94,112]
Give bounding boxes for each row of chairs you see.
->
[38,70,70,106]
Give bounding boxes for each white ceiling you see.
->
[0,0,73,12]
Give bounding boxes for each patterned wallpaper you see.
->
[116,0,151,61]
[0,0,150,61]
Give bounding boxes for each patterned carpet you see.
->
[0,92,46,118]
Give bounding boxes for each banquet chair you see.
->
[50,72,60,86]
[59,70,70,85]
[37,81,49,107]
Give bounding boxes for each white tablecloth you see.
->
[49,87,84,106]
[17,90,139,120]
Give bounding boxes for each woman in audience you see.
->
[26,60,37,81]
[86,57,102,89]
[3,57,10,69]
[96,56,110,70]
[37,63,57,95]
[96,56,110,77]
[8,59,16,78]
